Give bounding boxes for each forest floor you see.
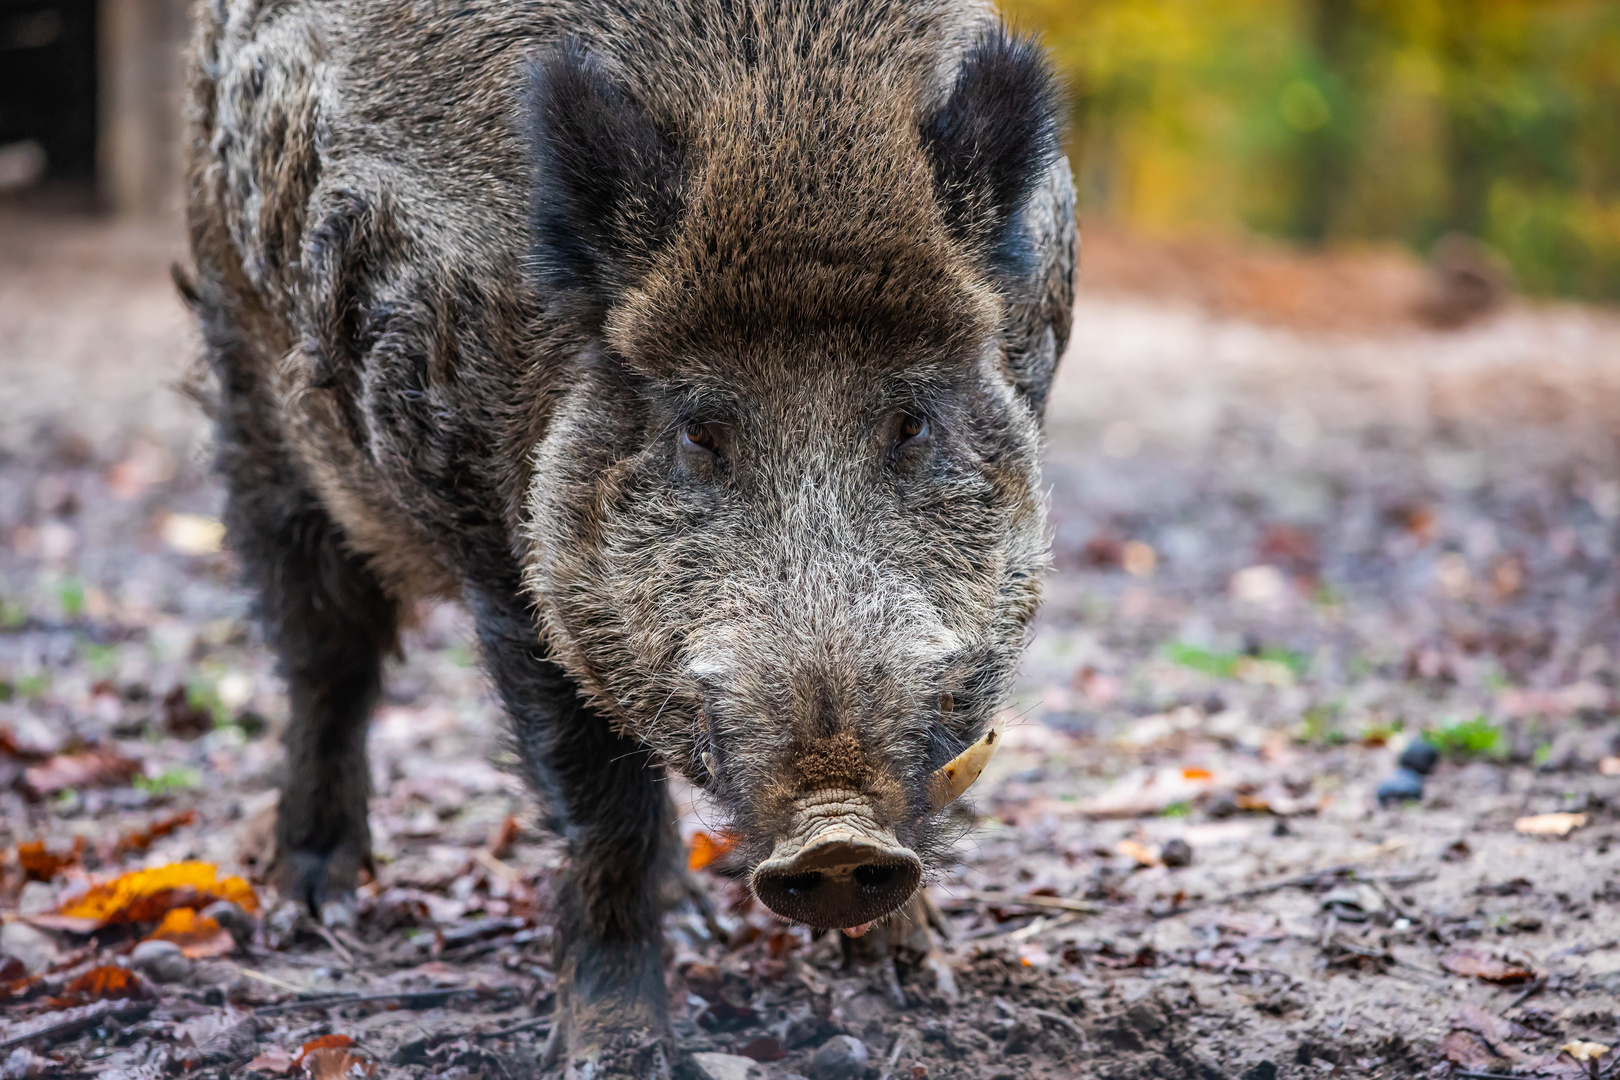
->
[1,205,1618,1080]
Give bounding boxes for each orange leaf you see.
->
[16,837,85,882]
[52,964,150,1006]
[687,831,736,872]
[51,861,259,929]
[1181,767,1213,781]
[295,1036,375,1079]
[301,1047,376,1079]
[147,907,235,958]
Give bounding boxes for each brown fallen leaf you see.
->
[21,745,143,801]
[50,965,150,1007]
[146,906,236,958]
[34,861,259,932]
[16,837,85,882]
[688,831,736,872]
[1515,813,1588,837]
[111,810,198,858]
[1440,947,1538,984]
[486,814,521,859]
[245,1049,297,1076]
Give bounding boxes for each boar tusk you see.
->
[928,721,1004,812]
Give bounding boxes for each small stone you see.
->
[689,1052,762,1080]
[1241,1062,1278,1080]
[1160,838,1193,867]
[16,882,56,917]
[1376,767,1425,805]
[1398,739,1440,775]
[0,922,60,974]
[809,1035,869,1079]
[130,938,193,984]
[200,900,257,948]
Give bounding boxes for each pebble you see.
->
[809,1035,868,1079]
[130,939,193,984]
[1398,739,1440,775]
[1375,766,1425,805]
[689,1052,762,1080]
[0,922,61,974]
[1160,838,1194,867]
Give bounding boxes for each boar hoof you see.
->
[275,845,368,924]
[544,941,673,1078]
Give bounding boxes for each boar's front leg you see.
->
[218,422,398,924]
[469,589,672,1078]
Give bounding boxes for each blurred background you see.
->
[1008,0,1620,302]
[5,0,1619,304]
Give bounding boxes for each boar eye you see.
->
[896,413,930,448]
[681,422,719,454]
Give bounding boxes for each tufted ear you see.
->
[527,41,685,322]
[921,29,1062,280]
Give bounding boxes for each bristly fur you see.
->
[183,0,1075,1063]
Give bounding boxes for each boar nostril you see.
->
[778,871,824,896]
[853,863,897,890]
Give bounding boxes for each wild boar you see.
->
[183,0,1074,1073]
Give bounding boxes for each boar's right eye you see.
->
[681,422,719,454]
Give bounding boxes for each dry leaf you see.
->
[37,860,259,932]
[1561,1041,1610,1063]
[1115,838,1160,867]
[146,906,235,958]
[245,1049,297,1075]
[688,831,736,871]
[112,810,198,858]
[16,837,85,881]
[295,1035,375,1080]
[486,813,520,859]
[1515,812,1588,837]
[1599,757,1620,777]
[21,744,143,800]
[1440,947,1538,984]
[51,964,150,1007]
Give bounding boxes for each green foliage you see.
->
[1428,715,1507,757]
[1005,0,1620,301]
[58,578,85,620]
[135,767,202,795]
[1161,801,1193,817]
[1165,642,1309,679]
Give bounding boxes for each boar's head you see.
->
[522,28,1064,930]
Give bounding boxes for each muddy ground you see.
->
[1,204,1618,1080]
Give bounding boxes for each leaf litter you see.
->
[4,214,1620,1077]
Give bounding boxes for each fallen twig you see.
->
[0,999,155,1051]
[255,986,485,1015]
[953,891,1103,915]
[473,1015,553,1041]
[1153,866,1437,918]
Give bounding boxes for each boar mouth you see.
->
[751,792,922,930]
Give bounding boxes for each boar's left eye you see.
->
[681,422,719,454]
[894,413,930,450]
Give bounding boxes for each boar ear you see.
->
[921,29,1062,279]
[527,42,685,321]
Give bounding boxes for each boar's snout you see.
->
[751,792,922,930]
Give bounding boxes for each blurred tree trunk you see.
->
[1294,0,1360,244]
